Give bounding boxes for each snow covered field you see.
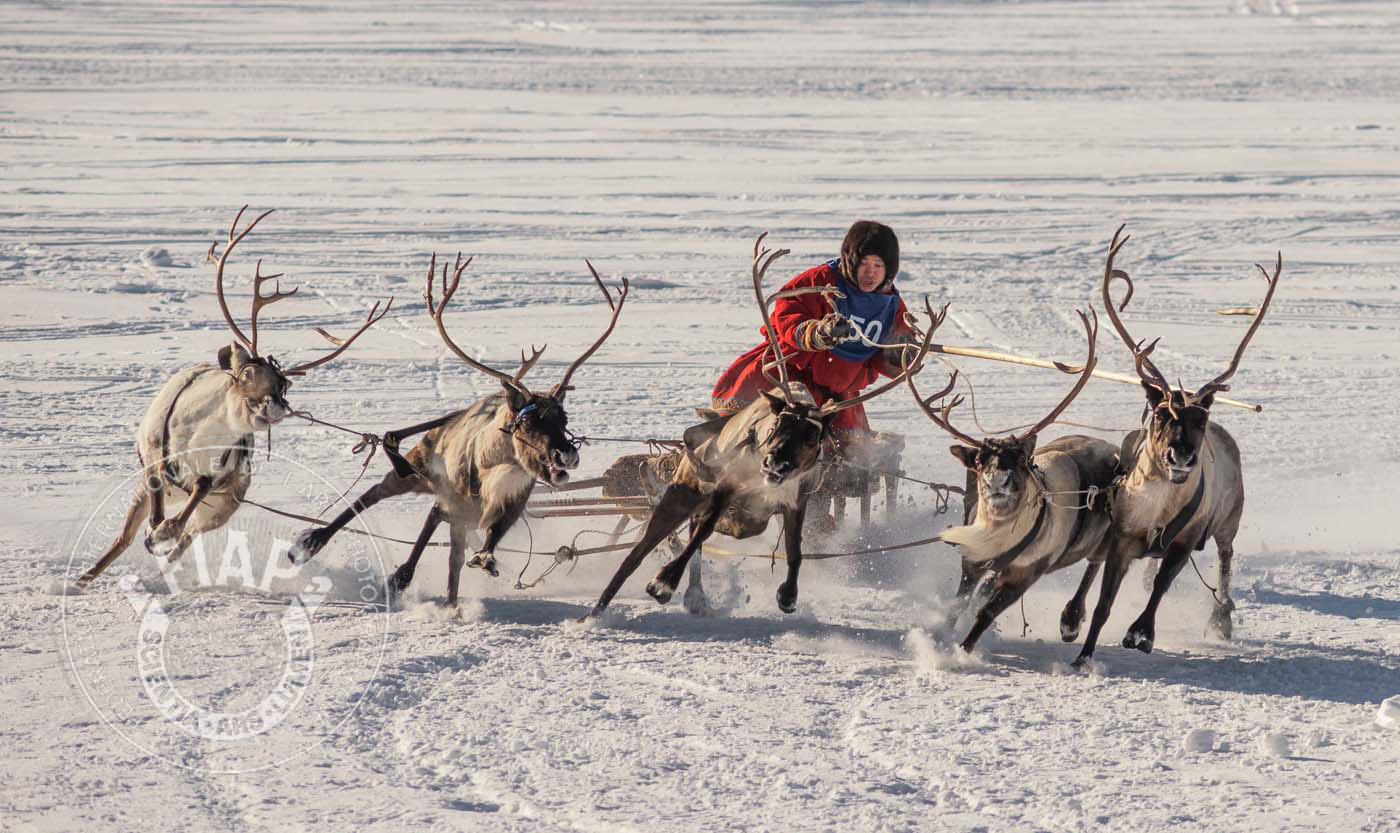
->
[4,1,1400,831]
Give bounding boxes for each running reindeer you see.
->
[1069,225,1280,668]
[290,253,628,606]
[76,206,392,588]
[583,234,939,620]
[911,307,1121,652]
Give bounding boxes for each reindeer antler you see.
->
[425,252,533,398]
[212,205,275,353]
[550,259,629,400]
[212,205,392,370]
[1099,224,1172,397]
[1190,253,1282,404]
[819,298,945,417]
[750,232,794,398]
[284,297,394,375]
[910,368,980,447]
[1019,308,1099,438]
[249,258,296,358]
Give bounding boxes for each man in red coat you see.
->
[711,220,915,442]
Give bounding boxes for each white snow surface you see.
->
[4,2,1400,832]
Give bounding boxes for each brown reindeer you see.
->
[1070,225,1280,668]
[583,234,940,620]
[76,206,392,588]
[911,308,1121,652]
[290,253,628,606]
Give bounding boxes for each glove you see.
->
[881,330,918,369]
[802,313,853,351]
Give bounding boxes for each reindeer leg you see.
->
[144,477,212,557]
[1060,561,1101,642]
[445,521,468,607]
[775,500,808,614]
[681,544,711,616]
[467,497,528,578]
[289,470,426,564]
[961,575,1036,652]
[648,491,730,605]
[1123,544,1191,654]
[944,558,988,631]
[388,505,445,594]
[584,484,704,619]
[1206,535,1237,640]
[76,487,152,589]
[1071,542,1132,669]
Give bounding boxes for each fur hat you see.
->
[839,220,899,288]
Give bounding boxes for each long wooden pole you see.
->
[924,343,1262,412]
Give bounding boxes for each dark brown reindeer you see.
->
[911,308,1122,652]
[1070,225,1280,668]
[77,206,392,588]
[290,253,628,606]
[583,234,940,620]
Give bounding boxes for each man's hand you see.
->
[804,313,853,351]
[881,329,918,369]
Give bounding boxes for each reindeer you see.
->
[583,235,939,620]
[910,308,1122,652]
[289,253,628,606]
[76,206,392,588]
[1069,225,1280,668]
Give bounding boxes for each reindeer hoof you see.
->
[1059,606,1084,643]
[1122,628,1154,654]
[288,528,326,565]
[1070,654,1093,671]
[144,520,181,556]
[682,586,713,616]
[776,583,797,614]
[388,564,416,593]
[645,577,675,605]
[467,554,499,577]
[1205,603,1234,640]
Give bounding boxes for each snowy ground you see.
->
[4,1,1400,831]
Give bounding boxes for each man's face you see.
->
[856,254,886,292]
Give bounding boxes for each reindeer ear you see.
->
[1142,381,1166,409]
[761,391,786,414]
[949,444,978,469]
[1019,434,1038,457]
[503,384,529,413]
[218,342,251,371]
[1194,390,1215,410]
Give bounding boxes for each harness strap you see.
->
[1147,470,1207,556]
[985,498,1048,573]
[160,368,214,486]
[382,409,465,478]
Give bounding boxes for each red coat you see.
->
[711,262,911,434]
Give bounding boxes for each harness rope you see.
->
[248,414,967,588]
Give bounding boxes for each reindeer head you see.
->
[502,391,580,486]
[425,252,628,487]
[209,205,392,432]
[913,308,1099,519]
[218,342,292,429]
[745,233,941,487]
[1099,224,1280,484]
[753,393,835,484]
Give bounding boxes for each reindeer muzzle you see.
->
[761,455,794,485]
[251,396,290,428]
[1164,448,1196,483]
[546,447,577,485]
